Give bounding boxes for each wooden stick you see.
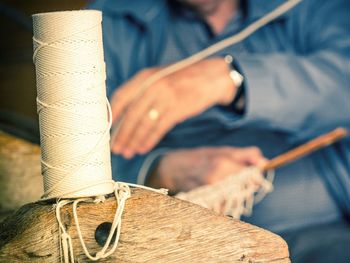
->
[263,127,348,171]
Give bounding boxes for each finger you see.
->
[137,113,176,154]
[110,82,136,124]
[125,105,169,156]
[206,158,245,185]
[111,94,155,155]
[206,165,245,185]
[111,69,156,124]
[120,83,172,156]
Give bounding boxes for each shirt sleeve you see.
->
[219,0,350,142]
[316,140,350,219]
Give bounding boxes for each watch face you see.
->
[229,70,244,88]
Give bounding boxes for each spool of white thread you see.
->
[32,10,114,199]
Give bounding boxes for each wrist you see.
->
[145,157,173,190]
[217,58,237,105]
[145,164,163,188]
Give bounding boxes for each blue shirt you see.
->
[89,0,350,233]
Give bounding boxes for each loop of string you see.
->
[56,199,75,263]
[56,182,167,263]
[72,182,130,261]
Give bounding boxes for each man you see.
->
[89,0,350,261]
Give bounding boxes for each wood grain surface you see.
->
[0,131,42,221]
[0,189,289,262]
[0,131,289,262]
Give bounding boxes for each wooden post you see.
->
[0,189,289,262]
[0,132,290,262]
[0,131,42,221]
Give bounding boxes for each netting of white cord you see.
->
[176,168,275,219]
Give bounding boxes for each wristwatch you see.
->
[224,55,245,113]
[224,55,244,88]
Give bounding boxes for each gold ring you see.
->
[148,108,160,121]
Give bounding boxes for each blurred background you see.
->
[0,0,87,143]
[0,0,88,221]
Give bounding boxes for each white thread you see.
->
[254,169,275,204]
[56,199,75,263]
[126,182,168,195]
[32,11,114,199]
[72,182,130,261]
[54,182,166,262]
[176,167,275,219]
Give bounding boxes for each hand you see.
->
[148,146,268,193]
[110,58,237,159]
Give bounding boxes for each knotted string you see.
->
[55,182,167,263]
[176,167,275,219]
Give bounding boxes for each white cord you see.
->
[55,182,167,262]
[176,167,274,219]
